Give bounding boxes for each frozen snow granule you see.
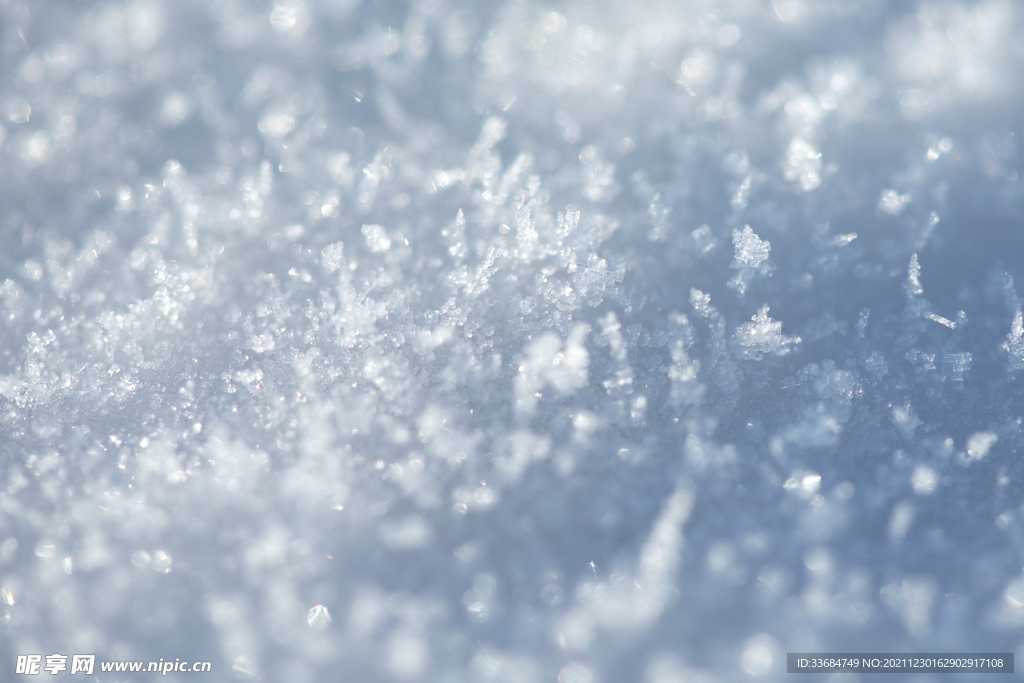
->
[232,655,259,680]
[891,403,920,439]
[676,48,716,91]
[803,545,832,573]
[942,352,970,382]
[911,465,938,495]
[691,224,717,254]
[1002,309,1024,370]
[740,634,777,676]
[270,1,309,35]
[865,351,888,379]
[381,516,433,550]
[731,226,770,269]
[320,242,345,272]
[732,306,800,359]
[514,325,590,414]
[889,502,915,542]
[387,630,429,680]
[927,137,954,161]
[306,605,332,631]
[966,431,997,460]
[159,92,193,127]
[259,108,297,138]
[878,188,911,215]
[784,136,822,191]
[728,226,772,294]
[580,146,618,203]
[361,224,392,253]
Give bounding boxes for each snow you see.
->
[732,306,801,360]
[1,0,1024,681]
[727,225,772,295]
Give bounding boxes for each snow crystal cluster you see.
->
[1,0,1024,681]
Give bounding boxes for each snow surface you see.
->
[1,0,1024,681]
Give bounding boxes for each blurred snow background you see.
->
[1,0,1024,680]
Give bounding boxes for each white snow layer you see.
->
[1,0,1024,681]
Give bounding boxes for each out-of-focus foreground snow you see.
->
[2,0,1024,680]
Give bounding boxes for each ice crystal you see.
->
[784,136,823,191]
[1003,309,1024,371]
[727,226,773,294]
